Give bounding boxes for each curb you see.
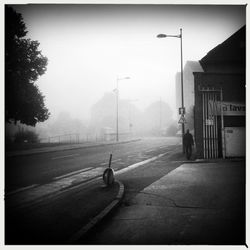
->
[68,179,125,244]
[194,157,245,163]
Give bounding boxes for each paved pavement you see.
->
[83,158,246,245]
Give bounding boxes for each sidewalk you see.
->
[84,159,246,245]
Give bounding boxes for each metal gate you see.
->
[199,87,224,159]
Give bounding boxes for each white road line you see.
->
[145,149,154,153]
[52,154,79,160]
[171,160,187,163]
[53,167,93,180]
[6,184,39,196]
[100,158,121,166]
[127,155,138,158]
[7,151,174,208]
[115,152,168,175]
[167,150,175,154]
[100,162,108,166]
[113,159,122,162]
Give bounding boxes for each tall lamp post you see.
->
[115,76,130,142]
[157,28,185,153]
[128,99,138,135]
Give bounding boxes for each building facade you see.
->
[193,26,246,158]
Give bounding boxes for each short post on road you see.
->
[103,153,115,187]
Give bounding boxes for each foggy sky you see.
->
[11,4,246,121]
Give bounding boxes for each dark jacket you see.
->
[183,132,194,146]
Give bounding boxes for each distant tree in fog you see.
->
[166,122,178,136]
[47,112,86,136]
[90,93,116,130]
[90,94,174,136]
[90,93,141,134]
[143,100,173,134]
[5,6,49,126]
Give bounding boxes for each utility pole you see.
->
[160,97,162,135]
[180,28,185,153]
[157,28,185,153]
[115,76,130,142]
[116,78,119,142]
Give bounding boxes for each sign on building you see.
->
[178,107,186,115]
[205,118,214,126]
[225,127,245,157]
[208,101,245,116]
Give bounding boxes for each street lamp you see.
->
[115,76,130,142]
[157,28,185,153]
[128,99,138,135]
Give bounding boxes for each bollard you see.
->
[103,153,115,186]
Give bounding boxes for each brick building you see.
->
[193,26,245,158]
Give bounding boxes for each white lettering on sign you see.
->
[208,101,245,116]
[205,119,214,126]
[179,107,185,115]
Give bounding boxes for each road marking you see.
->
[167,150,175,154]
[53,167,93,180]
[145,149,154,153]
[171,160,197,164]
[7,167,105,209]
[127,154,138,158]
[6,150,175,210]
[115,152,168,175]
[6,184,39,196]
[100,162,108,166]
[113,159,122,162]
[100,159,121,166]
[52,154,79,160]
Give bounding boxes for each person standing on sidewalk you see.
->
[183,129,194,160]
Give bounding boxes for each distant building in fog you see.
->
[175,60,203,130]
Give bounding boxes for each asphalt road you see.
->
[5,137,245,245]
[5,137,181,193]
[5,136,184,244]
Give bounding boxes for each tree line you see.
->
[5,6,49,127]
